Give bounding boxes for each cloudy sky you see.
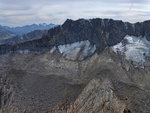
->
[0,0,150,26]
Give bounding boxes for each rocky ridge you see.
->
[1,18,150,60]
[0,18,150,113]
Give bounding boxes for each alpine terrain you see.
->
[0,18,150,113]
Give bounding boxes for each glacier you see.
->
[112,35,150,66]
[50,40,96,60]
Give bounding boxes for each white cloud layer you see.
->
[0,0,150,26]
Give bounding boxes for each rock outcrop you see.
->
[68,79,126,113]
[49,78,150,113]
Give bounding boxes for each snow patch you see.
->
[17,50,30,54]
[58,40,89,53]
[57,40,96,60]
[81,44,96,60]
[112,35,150,65]
[50,46,56,53]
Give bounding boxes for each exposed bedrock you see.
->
[1,18,150,56]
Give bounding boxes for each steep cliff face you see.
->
[1,18,150,58]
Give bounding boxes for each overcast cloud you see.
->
[0,0,149,26]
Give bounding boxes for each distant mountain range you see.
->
[0,23,56,35]
[0,23,57,45]
[0,30,48,45]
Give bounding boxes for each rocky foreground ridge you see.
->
[0,18,150,113]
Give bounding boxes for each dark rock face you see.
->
[0,18,150,56]
[143,20,150,41]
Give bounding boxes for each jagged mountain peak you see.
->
[1,18,150,62]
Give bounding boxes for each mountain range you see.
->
[0,23,56,35]
[0,18,150,113]
[0,23,57,45]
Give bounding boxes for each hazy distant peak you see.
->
[0,23,57,35]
